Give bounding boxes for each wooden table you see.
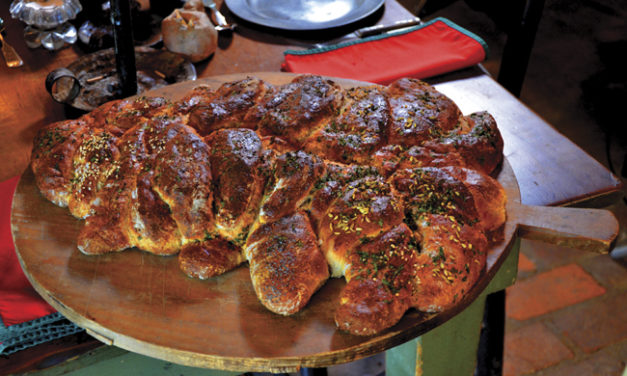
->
[0,0,622,374]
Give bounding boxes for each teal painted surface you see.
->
[32,345,239,376]
[418,294,487,376]
[386,294,487,376]
[385,238,521,376]
[385,337,419,376]
[486,238,521,295]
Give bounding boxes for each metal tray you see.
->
[224,0,384,30]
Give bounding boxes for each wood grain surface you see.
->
[11,73,524,373]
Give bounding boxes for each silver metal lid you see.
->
[10,0,82,29]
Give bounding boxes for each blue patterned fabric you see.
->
[0,312,83,355]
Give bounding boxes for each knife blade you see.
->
[201,0,236,31]
[310,17,422,49]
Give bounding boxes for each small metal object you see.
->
[45,67,81,103]
[0,17,23,68]
[9,0,82,30]
[85,75,105,84]
[9,0,81,50]
[310,17,423,49]
[354,17,422,38]
[24,23,77,50]
[202,0,236,31]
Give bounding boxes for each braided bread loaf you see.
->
[31,75,506,335]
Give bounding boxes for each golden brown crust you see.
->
[307,163,381,228]
[204,128,268,243]
[173,85,215,114]
[372,144,469,177]
[67,128,119,218]
[440,166,506,233]
[77,116,186,255]
[335,224,420,335]
[424,111,504,175]
[318,175,405,277]
[151,123,214,245]
[131,171,182,255]
[187,77,269,135]
[386,78,462,147]
[335,279,407,336]
[390,167,481,227]
[305,85,388,164]
[76,128,140,254]
[31,118,92,207]
[30,74,506,336]
[258,150,326,225]
[245,212,329,315]
[252,75,343,146]
[179,237,244,279]
[88,96,172,137]
[411,214,487,312]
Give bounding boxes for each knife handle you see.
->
[0,34,23,68]
[355,18,422,38]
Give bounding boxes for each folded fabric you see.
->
[0,175,81,355]
[282,17,488,84]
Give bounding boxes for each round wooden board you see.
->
[11,73,520,373]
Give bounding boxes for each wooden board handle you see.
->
[510,203,619,254]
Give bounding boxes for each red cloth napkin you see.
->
[282,17,488,84]
[0,176,56,327]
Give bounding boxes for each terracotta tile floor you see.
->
[504,240,627,375]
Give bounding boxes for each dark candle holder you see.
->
[110,0,138,98]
